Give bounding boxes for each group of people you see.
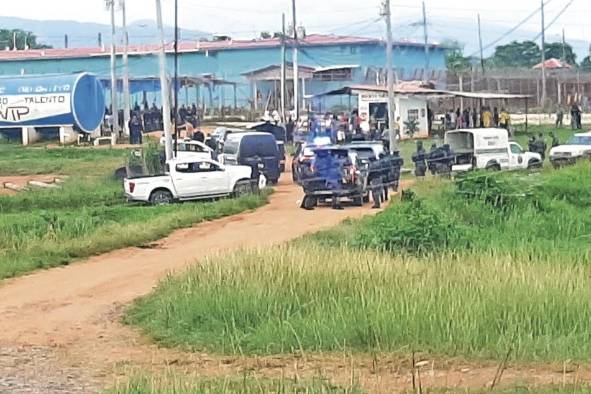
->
[412,141,455,177]
[528,133,560,162]
[103,101,204,145]
[444,107,511,131]
[555,104,583,130]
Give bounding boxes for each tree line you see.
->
[0,29,50,50]
[447,40,591,73]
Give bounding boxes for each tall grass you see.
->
[127,245,591,361]
[128,162,591,361]
[107,374,362,394]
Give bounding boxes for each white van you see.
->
[445,128,542,172]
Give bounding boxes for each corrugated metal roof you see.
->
[532,58,572,70]
[0,34,445,62]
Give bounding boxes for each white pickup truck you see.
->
[124,158,254,205]
[445,128,542,172]
[549,131,591,168]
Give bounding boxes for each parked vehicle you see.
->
[207,127,243,152]
[124,158,254,205]
[247,121,287,142]
[445,128,542,172]
[220,132,281,184]
[344,142,404,194]
[550,131,591,168]
[292,137,333,184]
[298,146,369,209]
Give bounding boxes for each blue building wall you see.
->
[0,43,447,108]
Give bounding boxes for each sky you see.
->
[1,0,589,47]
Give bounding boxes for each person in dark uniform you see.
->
[412,141,427,177]
[535,133,547,161]
[527,135,536,153]
[192,129,205,143]
[550,132,560,148]
[129,114,144,145]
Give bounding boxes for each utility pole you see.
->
[477,13,485,75]
[383,0,397,152]
[155,0,174,160]
[540,0,547,108]
[120,0,131,137]
[173,0,179,155]
[422,1,429,82]
[64,34,69,49]
[280,13,287,122]
[291,0,299,121]
[98,32,103,48]
[107,0,120,137]
[561,28,566,61]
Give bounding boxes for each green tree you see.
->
[544,42,577,65]
[490,40,541,68]
[0,29,50,50]
[445,49,471,75]
[581,56,591,71]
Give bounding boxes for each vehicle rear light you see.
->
[129,182,135,193]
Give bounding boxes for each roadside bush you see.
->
[353,197,468,255]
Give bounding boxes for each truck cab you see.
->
[445,128,542,172]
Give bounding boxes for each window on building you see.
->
[407,109,419,122]
[312,68,353,82]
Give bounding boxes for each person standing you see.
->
[493,107,500,127]
[286,116,295,143]
[555,107,564,128]
[482,107,493,128]
[536,133,547,161]
[412,141,427,177]
[550,132,560,148]
[129,114,144,145]
[499,108,510,130]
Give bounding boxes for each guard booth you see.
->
[0,73,105,145]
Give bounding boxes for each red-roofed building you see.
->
[532,58,572,70]
[0,33,450,110]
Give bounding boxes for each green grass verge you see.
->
[0,144,270,280]
[0,144,129,176]
[127,162,591,362]
[106,374,362,394]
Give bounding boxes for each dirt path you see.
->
[0,176,589,393]
[0,176,392,393]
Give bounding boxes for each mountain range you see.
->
[0,16,588,62]
[0,16,209,48]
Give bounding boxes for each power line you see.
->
[531,0,575,41]
[467,0,553,57]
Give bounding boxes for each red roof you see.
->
[533,58,572,70]
[0,34,441,62]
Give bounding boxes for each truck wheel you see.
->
[233,180,252,198]
[528,159,542,170]
[486,163,501,171]
[149,189,173,205]
[301,195,317,210]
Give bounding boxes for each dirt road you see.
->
[0,176,588,393]
[0,177,390,393]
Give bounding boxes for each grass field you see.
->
[108,374,362,394]
[0,144,269,280]
[106,374,591,393]
[0,144,128,176]
[127,162,591,362]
